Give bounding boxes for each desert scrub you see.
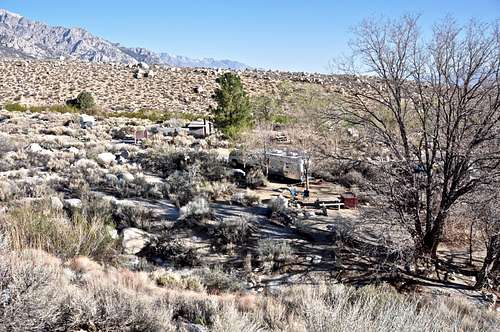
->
[0,250,498,331]
[179,196,212,221]
[214,216,254,247]
[153,271,205,292]
[0,200,116,259]
[231,189,261,206]
[0,180,18,202]
[196,266,245,294]
[245,167,267,188]
[258,239,294,263]
[267,195,289,214]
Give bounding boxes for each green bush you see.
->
[69,91,96,110]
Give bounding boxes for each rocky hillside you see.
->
[0,59,350,113]
[0,8,249,69]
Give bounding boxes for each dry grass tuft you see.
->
[0,200,116,260]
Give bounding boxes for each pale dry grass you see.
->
[0,249,498,332]
[0,200,116,259]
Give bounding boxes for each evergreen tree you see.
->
[211,73,251,138]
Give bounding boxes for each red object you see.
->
[341,192,358,209]
[135,129,148,142]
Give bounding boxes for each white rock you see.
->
[68,147,80,154]
[50,196,64,210]
[122,227,151,255]
[97,152,116,165]
[312,255,322,265]
[138,62,150,70]
[79,115,95,128]
[26,143,43,153]
[118,172,134,182]
[64,198,82,209]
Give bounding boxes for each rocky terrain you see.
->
[0,58,350,113]
[0,8,249,69]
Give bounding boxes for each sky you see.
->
[1,0,499,73]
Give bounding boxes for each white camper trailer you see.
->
[229,149,308,181]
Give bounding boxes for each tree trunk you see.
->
[475,234,499,289]
[422,213,446,258]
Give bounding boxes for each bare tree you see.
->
[328,16,500,261]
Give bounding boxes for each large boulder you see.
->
[122,227,151,255]
[79,115,95,129]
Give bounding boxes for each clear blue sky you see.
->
[2,0,499,72]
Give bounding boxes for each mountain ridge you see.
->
[0,8,250,69]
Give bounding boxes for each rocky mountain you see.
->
[0,8,250,69]
[159,53,249,70]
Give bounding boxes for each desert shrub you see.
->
[196,266,244,294]
[113,203,153,230]
[214,216,253,246]
[267,195,289,214]
[257,239,293,263]
[199,180,235,201]
[231,189,261,206]
[0,180,18,202]
[170,294,220,326]
[0,134,20,154]
[179,196,211,221]
[74,91,96,110]
[142,238,201,268]
[213,302,261,332]
[335,170,365,188]
[154,271,205,292]
[166,170,200,206]
[0,201,116,260]
[246,167,267,188]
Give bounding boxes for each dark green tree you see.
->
[211,73,252,138]
[75,91,96,110]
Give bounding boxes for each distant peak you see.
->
[0,8,23,18]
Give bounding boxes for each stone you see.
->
[118,172,134,182]
[105,173,119,183]
[137,62,150,70]
[68,146,80,154]
[26,143,43,153]
[79,114,95,128]
[193,85,204,93]
[122,227,151,255]
[50,196,64,210]
[64,198,82,209]
[97,152,116,165]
